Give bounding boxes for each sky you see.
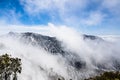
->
[0,0,120,35]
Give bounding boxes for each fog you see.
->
[0,24,120,80]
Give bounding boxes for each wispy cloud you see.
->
[0,0,120,35]
[0,24,49,35]
[102,0,120,14]
[19,0,120,27]
[0,9,21,24]
[20,0,88,25]
[20,0,87,15]
[81,11,106,26]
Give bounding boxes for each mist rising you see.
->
[0,26,120,80]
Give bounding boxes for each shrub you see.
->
[85,71,120,80]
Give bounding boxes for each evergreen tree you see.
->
[0,54,22,80]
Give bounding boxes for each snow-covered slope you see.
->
[0,32,120,80]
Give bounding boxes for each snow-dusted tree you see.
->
[0,54,22,80]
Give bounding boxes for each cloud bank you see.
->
[0,25,120,80]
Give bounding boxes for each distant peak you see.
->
[83,34,102,40]
[8,31,15,34]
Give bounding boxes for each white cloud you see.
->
[3,0,116,27]
[20,0,88,25]
[0,23,50,35]
[0,10,21,24]
[102,0,120,14]
[103,0,120,8]
[1,0,120,32]
[20,0,87,15]
[81,11,105,26]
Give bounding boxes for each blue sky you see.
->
[0,0,120,35]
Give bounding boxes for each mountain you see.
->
[9,32,65,55]
[8,32,120,69]
[0,32,119,80]
[8,32,86,70]
[83,34,103,41]
[8,32,103,54]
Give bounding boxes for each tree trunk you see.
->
[13,73,17,80]
[5,72,8,80]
